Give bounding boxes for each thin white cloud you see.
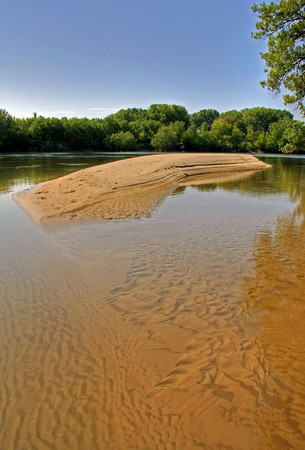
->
[6,109,78,118]
[43,110,77,116]
[86,107,119,113]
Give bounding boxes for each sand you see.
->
[3,193,305,449]
[4,154,305,449]
[14,153,270,227]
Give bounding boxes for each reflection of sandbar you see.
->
[14,153,271,227]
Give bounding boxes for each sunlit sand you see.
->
[4,154,305,449]
[14,153,270,227]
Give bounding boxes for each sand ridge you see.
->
[14,153,271,226]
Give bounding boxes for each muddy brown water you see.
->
[1,153,305,449]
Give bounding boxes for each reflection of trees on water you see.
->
[187,156,305,446]
[0,167,75,196]
[188,183,218,192]
[241,167,305,447]
[0,154,135,195]
[192,157,305,204]
[171,185,187,196]
[226,157,305,200]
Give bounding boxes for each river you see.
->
[1,152,305,449]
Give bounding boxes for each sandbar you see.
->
[14,153,271,227]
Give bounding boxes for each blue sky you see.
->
[0,0,297,119]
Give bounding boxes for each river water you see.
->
[1,153,305,449]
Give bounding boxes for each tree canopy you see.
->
[0,105,304,154]
[190,109,219,130]
[252,0,305,114]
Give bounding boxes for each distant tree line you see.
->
[0,104,304,154]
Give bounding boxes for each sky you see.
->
[0,0,299,119]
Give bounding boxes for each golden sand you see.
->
[14,153,270,227]
[3,155,305,449]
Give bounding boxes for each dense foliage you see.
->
[252,0,305,114]
[0,105,304,153]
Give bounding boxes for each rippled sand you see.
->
[2,168,305,449]
[1,222,260,449]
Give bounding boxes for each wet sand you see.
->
[4,154,305,449]
[3,196,305,449]
[14,153,270,226]
[0,203,266,450]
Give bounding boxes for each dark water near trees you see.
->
[1,153,305,449]
[0,152,143,195]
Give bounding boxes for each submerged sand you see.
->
[5,155,305,449]
[14,153,270,226]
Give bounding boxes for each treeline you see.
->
[0,104,304,153]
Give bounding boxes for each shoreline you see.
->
[14,153,271,227]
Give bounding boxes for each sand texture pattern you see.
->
[3,156,305,449]
[14,153,270,226]
[3,205,305,449]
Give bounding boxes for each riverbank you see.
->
[14,153,271,227]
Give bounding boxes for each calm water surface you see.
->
[1,153,305,449]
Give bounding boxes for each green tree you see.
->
[211,118,246,151]
[63,118,105,150]
[252,0,305,114]
[245,130,267,152]
[267,119,305,152]
[219,110,247,133]
[190,109,219,130]
[198,123,216,150]
[169,121,186,137]
[267,119,290,151]
[0,109,14,150]
[182,125,202,151]
[242,107,293,151]
[28,117,66,151]
[147,104,189,126]
[211,119,233,150]
[1,104,303,154]
[219,110,242,125]
[151,123,182,151]
[101,116,121,136]
[108,131,137,151]
[241,107,293,133]
[282,120,305,152]
[181,123,216,152]
[130,119,162,146]
[110,108,147,123]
